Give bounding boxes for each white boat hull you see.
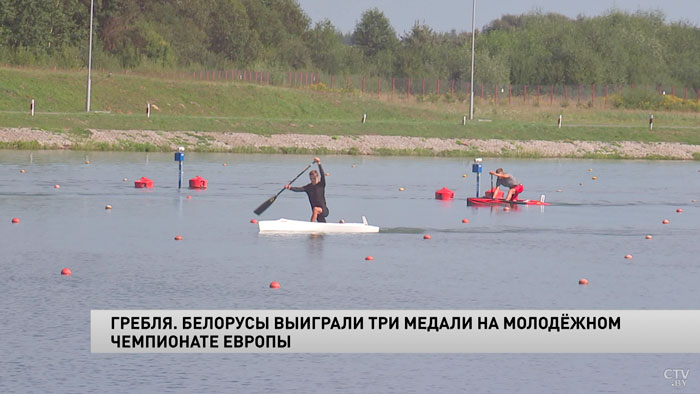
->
[258,217,379,234]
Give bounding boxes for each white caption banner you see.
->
[91,310,700,353]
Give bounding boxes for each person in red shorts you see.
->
[489,168,524,202]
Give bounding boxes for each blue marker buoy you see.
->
[174,147,185,189]
[471,158,483,197]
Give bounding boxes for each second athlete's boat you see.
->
[258,216,380,233]
[467,197,550,206]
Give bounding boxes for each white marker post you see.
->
[146,103,151,118]
[462,116,467,125]
[361,113,366,124]
[649,114,653,130]
[558,114,562,128]
[30,99,35,116]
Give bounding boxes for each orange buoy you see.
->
[11,217,20,224]
[625,254,633,260]
[645,235,653,239]
[662,219,670,224]
[557,189,562,192]
[399,187,405,191]
[174,235,183,241]
[578,278,589,285]
[85,160,90,165]
[105,205,112,210]
[269,281,281,289]
[54,184,60,189]
[122,178,128,182]
[462,219,469,224]
[250,219,258,224]
[20,169,26,173]
[462,174,467,178]
[187,195,192,199]
[676,208,683,213]
[423,234,431,240]
[365,256,374,261]
[588,168,593,172]
[61,268,72,276]
[223,163,228,166]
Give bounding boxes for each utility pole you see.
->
[86,0,94,112]
[469,0,476,120]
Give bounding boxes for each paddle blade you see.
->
[254,195,276,215]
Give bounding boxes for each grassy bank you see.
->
[2,67,700,147]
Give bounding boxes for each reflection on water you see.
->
[1,150,699,393]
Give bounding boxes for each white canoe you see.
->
[258,216,379,234]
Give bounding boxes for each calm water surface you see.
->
[1,150,699,393]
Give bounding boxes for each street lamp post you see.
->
[86,0,94,112]
[469,0,476,120]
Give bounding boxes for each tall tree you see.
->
[207,0,260,65]
[307,19,345,73]
[352,8,398,58]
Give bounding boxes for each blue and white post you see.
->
[174,147,185,189]
[471,158,483,197]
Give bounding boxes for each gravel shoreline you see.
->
[1,127,699,159]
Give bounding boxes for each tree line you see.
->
[1,1,699,88]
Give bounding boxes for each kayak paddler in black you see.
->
[285,157,329,222]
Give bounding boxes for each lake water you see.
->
[1,150,699,393]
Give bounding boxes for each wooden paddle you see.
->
[254,162,313,215]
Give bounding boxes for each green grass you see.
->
[0,140,46,149]
[2,66,700,149]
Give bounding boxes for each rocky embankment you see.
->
[1,127,699,159]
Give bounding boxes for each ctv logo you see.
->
[664,369,690,388]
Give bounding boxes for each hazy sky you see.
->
[296,0,699,34]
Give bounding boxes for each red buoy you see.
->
[625,254,633,260]
[174,235,183,241]
[250,219,258,224]
[578,278,589,285]
[676,208,683,213]
[365,256,374,261]
[54,184,60,189]
[662,219,670,224]
[435,187,454,200]
[423,234,431,240]
[11,217,20,224]
[134,177,154,188]
[189,175,208,189]
[462,219,469,224]
[645,235,653,240]
[187,195,192,199]
[61,268,72,276]
[269,281,281,289]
